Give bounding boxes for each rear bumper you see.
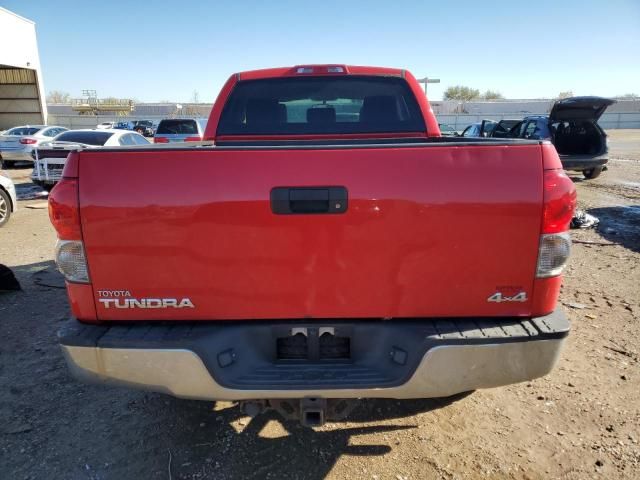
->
[59,310,569,400]
[0,150,33,162]
[561,154,608,171]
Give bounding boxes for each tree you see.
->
[556,91,574,99]
[443,86,480,101]
[481,90,504,100]
[191,90,200,103]
[46,90,71,104]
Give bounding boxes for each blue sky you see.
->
[4,0,640,102]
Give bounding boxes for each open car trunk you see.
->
[549,96,614,157]
[552,120,605,156]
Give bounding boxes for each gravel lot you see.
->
[1,131,639,479]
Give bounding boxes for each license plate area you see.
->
[276,327,351,361]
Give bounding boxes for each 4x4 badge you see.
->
[487,291,527,303]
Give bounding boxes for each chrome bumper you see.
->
[59,312,569,401]
[61,340,565,400]
[0,150,32,161]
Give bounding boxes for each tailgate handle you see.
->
[271,187,348,215]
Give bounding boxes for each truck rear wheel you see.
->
[583,166,603,179]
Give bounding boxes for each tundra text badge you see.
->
[97,290,195,309]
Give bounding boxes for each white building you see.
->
[0,7,47,129]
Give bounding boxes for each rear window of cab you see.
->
[217,76,426,136]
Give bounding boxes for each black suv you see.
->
[131,120,155,137]
[507,97,615,179]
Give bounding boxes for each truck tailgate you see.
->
[79,143,543,321]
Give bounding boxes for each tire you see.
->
[583,166,603,179]
[0,188,11,227]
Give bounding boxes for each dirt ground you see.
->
[1,131,639,480]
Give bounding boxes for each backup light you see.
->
[55,240,90,283]
[536,232,571,278]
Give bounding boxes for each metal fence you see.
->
[437,112,640,131]
[48,112,640,131]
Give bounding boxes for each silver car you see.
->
[0,168,17,227]
[32,129,150,189]
[153,118,207,143]
[0,125,68,168]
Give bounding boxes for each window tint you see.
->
[462,125,479,137]
[524,121,537,138]
[156,119,198,134]
[119,134,136,146]
[54,131,113,146]
[6,127,41,136]
[217,76,426,136]
[132,134,150,145]
[43,127,65,137]
[513,122,527,137]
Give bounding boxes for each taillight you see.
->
[154,137,169,143]
[20,138,37,144]
[48,178,81,240]
[48,151,89,283]
[542,169,576,234]
[184,136,202,142]
[536,169,576,278]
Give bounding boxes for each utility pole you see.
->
[416,77,441,96]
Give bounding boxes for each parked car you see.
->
[32,129,149,190]
[52,64,575,427]
[438,123,458,136]
[96,122,117,130]
[0,125,68,168]
[131,120,156,137]
[506,97,616,179]
[460,121,493,138]
[153,117,207,143]
[0,168,17,227]
[489,119,521,138]
[113,121,134,130]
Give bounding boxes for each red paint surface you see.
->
[77,143,547,322]
[51,66,573,322]
[66,283,97,322]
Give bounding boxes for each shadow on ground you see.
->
[1,259,473,479]
[589,205,640,252]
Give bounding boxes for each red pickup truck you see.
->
[50,65,576,426]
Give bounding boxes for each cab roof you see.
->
[237,64,405,81]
